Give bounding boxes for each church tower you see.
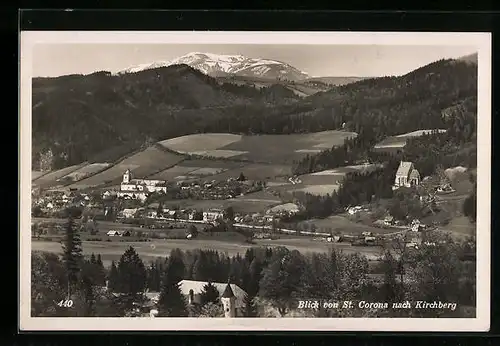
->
[221,283,236,318]
[122,169,132,184]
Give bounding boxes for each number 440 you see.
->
[57,299,74,308]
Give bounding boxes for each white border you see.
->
[20,31,491,332]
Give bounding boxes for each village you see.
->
[31,159,465,251]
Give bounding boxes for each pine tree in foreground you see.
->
[108,260,119,291]
[157,260,188,317]
[115,247,147,313]
[199,282,219,306]
[61,216,83,298]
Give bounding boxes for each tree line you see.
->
[32,215,476,318]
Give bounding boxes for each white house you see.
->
[178,280,247,317]
[393,161,420,189]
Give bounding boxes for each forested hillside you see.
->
[32,58,477,171]
[32,65,299,170]
[293,59,477,175]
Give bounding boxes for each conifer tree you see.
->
[108,260,119,291]
[167,248,185,283]
[199,282,219,305]
[96,254,103,267]
[157,259,188,317]
[115,247,147,312]
[116,246,147,295]
[61,216,83,298]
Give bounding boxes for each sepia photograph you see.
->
[20,31,491,331]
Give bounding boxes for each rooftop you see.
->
[221,283,235,298]
[396,161,414,177]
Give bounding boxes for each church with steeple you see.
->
[221,283,236,318]
[178,279,247,317]
[117,169,168,201]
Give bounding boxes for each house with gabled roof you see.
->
[393,161,420,190]
[178,279,247,317]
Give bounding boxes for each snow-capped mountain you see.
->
[117,52,310,81]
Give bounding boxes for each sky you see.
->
[32,44,477,78]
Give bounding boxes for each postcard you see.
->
[20,31,491,332]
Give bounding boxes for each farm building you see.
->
[393,161,420,190]
[178,280,247,317]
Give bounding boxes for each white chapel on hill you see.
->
[178,279,247,317]
[393,161,420,190]
[117,169,168,201]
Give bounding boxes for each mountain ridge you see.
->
[116,52,310,81]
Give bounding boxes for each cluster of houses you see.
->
[175,178,259,201]
[113,169,265,203]
[32,190,97,215]
[114,200,301,229]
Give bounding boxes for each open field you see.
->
[292,185,340,196]
[32,163,86,188]
[210,163,292,182]
[221,131,358,163]
[226,190,282,213]
[32,236,383,267]
[149,159,245,181]
[439,216,476,239]
[191,149,248,158]
[284,164,382,197]
[60,163,111,182]
[300,215,388,236]
[374,128,448,152]
[148,165,202,181]
[67,147,184,189]
[158,133,242,154]
[179,159,244,169]
[160,191,282,214]
[187,167,228,176]
[158,131,357,164]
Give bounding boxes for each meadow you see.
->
[32,163,86,188]
[301,215,392,236]
[374,128,448,152]
[66,147,184,189]
[220,131,358,163]
[280,163,382,197]
[157,133,242,154]
[31,234,383,268]
[60,163,111,182]
[34,131,363,190]
[157,131,358,164]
